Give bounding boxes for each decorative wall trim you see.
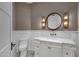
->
[0,8,10,17]
[0,44,11,57]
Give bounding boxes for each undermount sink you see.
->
[33,37,75,45]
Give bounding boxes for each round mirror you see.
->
[46,12,62,30]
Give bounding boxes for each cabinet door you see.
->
[33,44,40,57]
[38,43,62,57]
[38,43,49,57]
[48,46,62,57]
[63,48,75,57]
[62,44,75,57]
[32,42,49,57]
[32,40,40,57]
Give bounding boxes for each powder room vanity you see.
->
[31,37,76,57]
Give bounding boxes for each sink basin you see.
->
[33,37,75,45]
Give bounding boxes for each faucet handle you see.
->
[55,33,56,35]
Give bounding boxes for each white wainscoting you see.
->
[0,2,12,57]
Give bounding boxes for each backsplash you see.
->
[12,30,77,44]
[12,31,31,43]
[31,30,71,39]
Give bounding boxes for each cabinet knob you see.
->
[37,52,39,55]
[48,46,52,49]
[66,52,68,55]
[37,46,39,48]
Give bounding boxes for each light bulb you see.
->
[42,16,45,22]
[64,21,68,27]
[42,19,45,22]
[64,16,68,19]
[42,23,45,27]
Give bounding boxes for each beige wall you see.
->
[14,3,31,30]
[14,2,78,31]
[31,2,78,31]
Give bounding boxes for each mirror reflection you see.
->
[46,13,62,30]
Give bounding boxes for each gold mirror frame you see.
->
[45,12,62,31]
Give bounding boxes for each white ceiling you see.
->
[24,2,34,4]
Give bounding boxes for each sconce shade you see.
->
[64,15,68,19]
[63,13,69,28]
[41,16,46,29]
[42,23,45,27]
[64,20,68,28]
[42,16,45,22]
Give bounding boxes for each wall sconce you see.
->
[41,16,46,28]
[63,13,69,28]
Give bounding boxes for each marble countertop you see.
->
[34,37,76,45]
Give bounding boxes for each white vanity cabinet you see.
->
[32,40,62,57]
[31,38,76,57]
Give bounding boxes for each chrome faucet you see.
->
[50,33,56,36]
